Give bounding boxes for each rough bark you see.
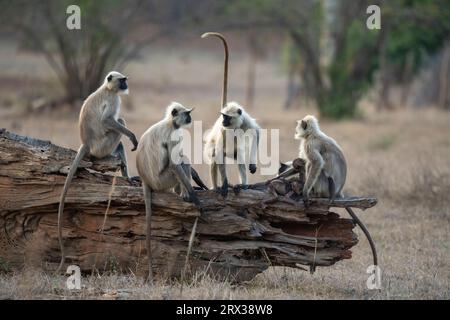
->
[0,129,377,281]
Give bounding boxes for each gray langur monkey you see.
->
[202,32,260,196]
[295,115,378,267]
[204,102,261,197]
[295,115,347,203]
[56,71,139,273]
[136,102,207,283]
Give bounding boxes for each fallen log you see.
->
[0,129,377,281]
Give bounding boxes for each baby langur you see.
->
[57,71,138,273]
[295,115,377,266]
[136,102,206,282]
[204,102,260,197]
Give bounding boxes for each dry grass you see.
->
[0,42,449,300]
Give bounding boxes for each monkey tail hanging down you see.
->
[136,102,206,284]
[295,115,378,269]
[56,71,138,273]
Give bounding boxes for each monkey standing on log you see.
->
[202,32,261,197]
[295,115,378,267]
[57,71,139,273]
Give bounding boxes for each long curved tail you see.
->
[143,184,153,284]
[180,216,199,295]
[201,32,229,109]
[345,207,378,266]
[56,144,88,273]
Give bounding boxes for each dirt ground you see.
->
[0,41,449,299]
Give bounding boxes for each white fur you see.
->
[295,115,320,140]
[204,101,261,187]
[137,102,192,190]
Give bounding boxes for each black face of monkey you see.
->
[106,72,128,93]
[222,114,232,127]
[185,111,192,124]
[221,107,242,129]
[171,108,192,128]
[118,77,128,91]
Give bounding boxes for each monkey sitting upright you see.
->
[136,102,206,282]
[294,115,377,266]
[295,115,346,203]
[57,71,138,273]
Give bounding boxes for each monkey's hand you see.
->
[302,187,310,208]
[130,134,138,151]
[182,191,207,221]
[249,164,257,174]
[183,191,201,207]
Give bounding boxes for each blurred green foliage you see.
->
[222,0,449,118]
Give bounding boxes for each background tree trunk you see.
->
[0,129,377,281]
[438,44,450,110]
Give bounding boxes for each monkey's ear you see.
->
[171,108,178,117]
[237,108,242,115]
[301,120,307,130]
[107,75,113,82]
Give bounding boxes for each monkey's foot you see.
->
[233,184,250,195]
[183,191,201,207]
[214,188,228,198]
[215,185,228,198]
[128,175,141,186]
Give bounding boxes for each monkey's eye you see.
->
[171,109,178,117]
[237,108,242,115]
[107,75,113,82]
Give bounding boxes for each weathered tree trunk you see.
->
[0,129,377,281]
